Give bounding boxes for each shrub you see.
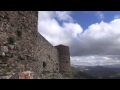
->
[17,55,24,60]
[16,30,22,37]
[7,36,15,44]
[1,56,8,63]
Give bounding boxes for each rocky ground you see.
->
[0,63,89,79]
[0,62,72,79]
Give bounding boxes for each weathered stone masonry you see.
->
[0,11,71,79]
[55,45,71,74]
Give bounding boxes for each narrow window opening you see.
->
[43,61,46,68]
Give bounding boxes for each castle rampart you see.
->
[0,11,71,79]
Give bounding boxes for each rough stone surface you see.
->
[55,45,71,74]
[1,46,8,53]
[0,11,71,79]
[18,71,34,79]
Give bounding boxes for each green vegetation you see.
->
[17,55,24,60]
[7,36,15,44]
[16,30,22,37]
[71,67,94,79]
[1,57,8,63]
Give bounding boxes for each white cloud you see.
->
[38,11,120,66]
[55,11,73,22]
[96,11,104,21]
[71,55,120,66]
[38,11,83,46]
[38,11,55,20]
[71,19,120,56]
[62,22,83,38]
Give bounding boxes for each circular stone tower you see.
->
[55,45,71,74]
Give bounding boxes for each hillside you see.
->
[73,65,120,79]
[71,66,94,79]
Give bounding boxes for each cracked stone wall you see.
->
[0,11,70,79]
[0,11,39,78]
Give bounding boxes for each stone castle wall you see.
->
[35,33,59,73]
[0,11,71,79]
[55,45,71,74]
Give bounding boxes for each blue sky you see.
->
[69,11,120,30]
[38,11,120,66]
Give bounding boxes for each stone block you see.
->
[8,44,14,50]
[1,46,8,53]
[18,71,34,79]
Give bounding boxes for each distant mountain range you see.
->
[104,64,120,68]
[72,64,120,79]
[71,66,94,79]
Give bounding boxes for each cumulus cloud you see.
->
[70,19,120,56]
[96,11,104,21]
[55,11,73,22]
[71,55,120,66]
[38,11,83,46]
[38,11,120,66]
